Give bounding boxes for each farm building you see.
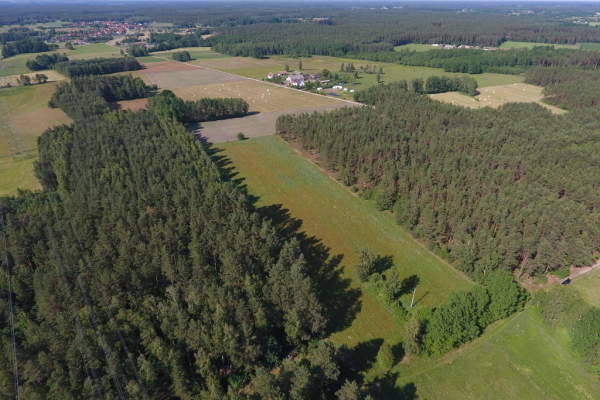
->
[286,71,305,87]
[278,71,288,76]
[267,72,274,79]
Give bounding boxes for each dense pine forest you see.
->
[277,83,600,280]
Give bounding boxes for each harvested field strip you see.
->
[139,61,198,74]
[218,136,473,349]
[0,152,41,196]
[145,68,246,88]
[191,102,358,143]
[430,83,566,114]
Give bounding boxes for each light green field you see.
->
[499,41,579,50]
[0,153,41,196]
[394,44,438,52]
[572,268,600,308]
[430,83,565,114]
[580,43,600,51]
[183,53,523,101]
[0,43,123,77]
[217,135,473,349]
[153,47,229,61]
[393,310,600,400]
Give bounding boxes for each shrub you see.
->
[236,132,245,140]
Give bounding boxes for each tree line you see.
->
[172,50,191,62]
[525,66,600,110]
[147,90,249,124]
[277,82,600,280]
[54,57,142,77]
[1,36,57,58]
[25,52,69,71]
[48,74,149,119]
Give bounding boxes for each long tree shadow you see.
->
[258,203,362,335]
[369,372,418,400]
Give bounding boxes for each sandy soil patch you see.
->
[111,98,148,111]
[145,68,246,88]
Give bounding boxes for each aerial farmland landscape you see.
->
[2,1,600,399]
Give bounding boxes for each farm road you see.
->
[189,102,358,144]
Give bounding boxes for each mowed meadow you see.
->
[217,135,473,349]
[217,135,600,399]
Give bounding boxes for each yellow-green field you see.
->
[572,268,600,308]
[394,44,438,52]
[580,42,600,51]
[217,135,473,349]
[1,70,65,86]
[0,83,72,157]
[0,153,41,197]
[499,41,580,50]
[430,83,565,114]
[173,79,341,113]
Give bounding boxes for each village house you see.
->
[267,72,274,79]
[286,71,305,87]
[278,71,288,76]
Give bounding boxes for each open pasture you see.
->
[499,41,580,50]
[218,136,473,349]
[395,310,600,400]
[172,79,341,113]
[191,102,357,143]
[0,83,71,157]
[430,83,565,114]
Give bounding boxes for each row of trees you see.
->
[277,82,600,279]
[48,74,149,119]
[54,57,142,77]
[25,52,69,71]
[412,75,478,96]
[1,36,57,57]
[0,74,330,398]
[147,90,249,123]
[16,73,48,85]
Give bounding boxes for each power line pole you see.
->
[410,287,417,308]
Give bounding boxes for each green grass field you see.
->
[580,43,600,51]
[0,153,41,196]
[499,41,579,50]
[394,44,438,52]
[217,136,473,349]
[572,268,600,308]
[218,135,600,398]
[393,309,600,400]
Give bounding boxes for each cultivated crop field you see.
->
[430,83,566,114]
[218,135,473,349]
[394,310,600,400]
[145,67,246,88]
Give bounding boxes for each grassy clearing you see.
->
[393,310,600,400]
[394,44,438,52]
[0,83,72,157]
[430,83,565,114]
[572,268,600,308]
[0,153,41,197]
[173,79,341,113]
[217,135,472,350]
[499,41,579,50]
[2,70,65,87]
[580,43,600,50]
